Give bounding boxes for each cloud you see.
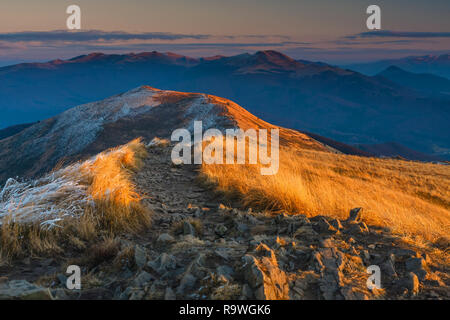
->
[23,41,311,56]
[0,30,298,44]
[334,39,435,46]
[0,43,16,49]
[0,41,24,49]
[0,30,307,54]
[0,30,210,42]
[347,30,450,39]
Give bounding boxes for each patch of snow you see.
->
[184,95,233,132]
[49,86,161,158]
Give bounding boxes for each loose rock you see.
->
[134,245,147,269]
[0,280,53,300]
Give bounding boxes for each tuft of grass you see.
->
[171,218,204,236]
[0,219,62,261]
[80,138,151,234]
[211,283,242,300]
[84,237,121,267]
[200,145,450,244]
[113,245,135,270]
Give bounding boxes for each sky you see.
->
[0,0,449,66]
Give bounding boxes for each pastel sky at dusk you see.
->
[0,0,449,65]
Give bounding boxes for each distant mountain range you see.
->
[344,54,450,78]
[1,50,449,159]
[356,142,443,162]
[377,66,450,96]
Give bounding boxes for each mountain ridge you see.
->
[344,53,450,78]
[1,50,449,159]
[377,66,450,96]
[0,86,329,185]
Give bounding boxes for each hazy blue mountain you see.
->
[0,122,36,141]
[377,66,450,96]
[1,50,449,159]
[355,142,443,162]
[344,54,450,78]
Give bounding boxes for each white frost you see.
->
[184,95,234,132]
[49,86,162,157]
[0,163,92,228]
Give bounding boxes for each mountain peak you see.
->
[70,52,106,62]
[253,50,298,65]
[227,50,303,74]
[0,86,326,183]
[385,65,404,72]
[254,50,294,61]
[380,65,409,75]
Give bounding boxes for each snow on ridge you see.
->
[13,87,239,165]
[184,94,237,132]
[49,86,162,157]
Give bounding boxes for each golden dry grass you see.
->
[200,146,450,244]
[79,138,151,233]
[0,138,150,262]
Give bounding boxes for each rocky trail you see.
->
[1,143,449,300]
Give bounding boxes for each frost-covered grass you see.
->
[0,138,151,261]
[0,165,92,228]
